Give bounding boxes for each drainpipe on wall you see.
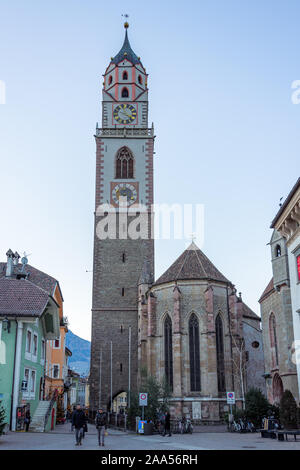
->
[11,320,23,431]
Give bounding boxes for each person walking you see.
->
[163,411,172,437]
[24,409,31,432]
[72,404,86,446]
[95,408,107,447]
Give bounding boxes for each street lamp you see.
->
[2,317,11,333]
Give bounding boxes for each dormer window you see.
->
[121,87,129,98]
[122,71,128,80]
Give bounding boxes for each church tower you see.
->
[90,23,155,413]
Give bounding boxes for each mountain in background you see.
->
[65,330,91,377]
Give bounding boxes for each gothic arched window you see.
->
[138,75,142,85]
[164,315,173,390]
[189,314,201,391]
[121,87,129,98]
[122,71,128,80]
[216,314,225,392]
[108,75,113,85]
[269,313,279,367]
[275,244,281,257]
[115,147,134,179]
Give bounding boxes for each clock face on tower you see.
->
[113,104,137,124]
[111,183,138,206]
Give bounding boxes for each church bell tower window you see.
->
[116,147,134,179]
[121,87,129,98]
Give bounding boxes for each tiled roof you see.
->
[241,300,261,321]
[0,277,49,317]
[112,29,141,66]
[154,242,230,286]
[0,262,57,296]
[271,178,300,228]
[258,278,274,303]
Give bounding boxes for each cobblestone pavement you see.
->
[0,423,300,450]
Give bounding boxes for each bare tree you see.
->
[230,335,247,410]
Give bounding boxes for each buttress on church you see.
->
[89,23,265,422]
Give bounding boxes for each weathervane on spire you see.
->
[122,13,129,28]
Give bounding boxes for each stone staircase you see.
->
[29,401,51,432]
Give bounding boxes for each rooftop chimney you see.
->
[6,249,14,277]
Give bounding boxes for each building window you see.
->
[122,71,128,80]
[138,75,142,85]
[269,313,279,367]
[116,147,134,179]
[120,363,123,373]
[164,315,173,391]
[122,253,126,263]
[108,75,112,85]
[54,336,60,349]
[275,245,281,257]
[33,334,38,357]
[120,325,123,333]
[24,368,29,391]
[121,87,129,98]
[31,370,36,393]
[252,341,259,349]
[53,364,60,379]
[26,330,32,353]
[215,314,226,392]
[122,288,125,297]
[189,314,201,391]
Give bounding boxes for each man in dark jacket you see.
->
[72,405,86,446]
[163,411,172,437]
[95,408,107,447]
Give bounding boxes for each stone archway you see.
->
[272,373,284,404]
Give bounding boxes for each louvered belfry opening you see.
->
[116,147,134,179]
[216,314,226,392]
[189,314,201,391]
[164,314,173,390]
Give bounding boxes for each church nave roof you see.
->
[154,242,230,286]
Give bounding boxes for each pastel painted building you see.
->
[0,250,60,431]
[0,250,70,425]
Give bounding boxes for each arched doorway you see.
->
[272,373,284,404]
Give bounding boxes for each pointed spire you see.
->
[112,23,142,65]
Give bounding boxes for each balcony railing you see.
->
[95,127,154,138]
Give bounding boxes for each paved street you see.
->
[1,423,300,450]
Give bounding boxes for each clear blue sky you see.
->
[0,0,299,340]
